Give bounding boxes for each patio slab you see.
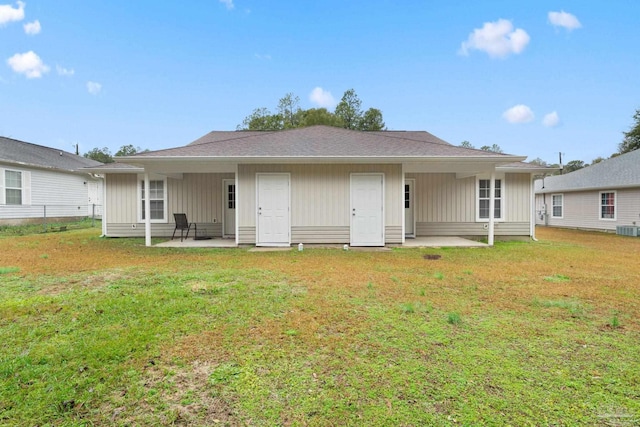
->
[402,237,488,248]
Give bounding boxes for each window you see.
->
[552,194,563,218]
[404,184,410,209]
[227,184,236,209]
[139,178,166,222]
[5,170,22,205]
[478,178,502,220]
[600,191,616,220]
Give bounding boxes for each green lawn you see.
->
[0,228,639,426]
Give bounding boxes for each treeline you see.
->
[237,89,385,131]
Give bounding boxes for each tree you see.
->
[359,108,386,131]
[480,144,503,153]
[277,93,302,129]
[563,160,585,173]
[84,147,113,163]
[590,156,607,165]
[299,108,343,127]
[115,144,142,157]
[238,107,283,131]
[618,108,640,154]
[529,157,549,166]
[334,89,362,130]
[459,141,475,149]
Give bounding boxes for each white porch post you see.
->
[401,164,405,245]
[234,164,239,246]
[530,174,536,240]
[144,172,151,247]
[101,175,107,237]
[488,171,496,246]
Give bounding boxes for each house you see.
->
[535,149,640,232]
[85,126,551,247]
[0,136,104,226]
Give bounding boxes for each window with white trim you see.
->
[5,170,22,205]
[139,178,167,222]
[551,194,563,218]
[600,191,616,220]
[477,177,503,220]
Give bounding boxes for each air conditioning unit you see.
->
[616,226,640,237]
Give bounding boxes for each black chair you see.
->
[172,213,196,241]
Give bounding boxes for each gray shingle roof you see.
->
[130,125,522,159]
[535,149,640,193]
[1,136,102,171]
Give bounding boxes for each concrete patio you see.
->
[154,236,488,249]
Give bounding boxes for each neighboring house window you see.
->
[600,191,616,220]
[5,170,22,205]
[477,177,503,220]
[552,194,563,218]
[139,178,167,222]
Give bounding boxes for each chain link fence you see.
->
[0,204,103,232]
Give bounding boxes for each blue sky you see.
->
[1,1,639,164]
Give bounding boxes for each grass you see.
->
[0,227,639,426]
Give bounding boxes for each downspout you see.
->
[488,171,495,246]
[530,174,538,241]
[144,172,151,247]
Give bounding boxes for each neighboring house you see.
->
[534,149,640,232]
[85,126,551,247]
[0,136,104,226]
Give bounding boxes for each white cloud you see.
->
[0,1,24,26]
[219,0,234,10]
[7,51,50,78]
[459,19,530,58]
[502,104,535,123]
[23,19,40,35]
[254,53,271,60]
[309,87,336,108]
[548,11,581,31]
[86,81,102,95]
[543,111,560,127]
[56,64,74,76]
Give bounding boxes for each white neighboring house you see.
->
[0,136,104,226]
[535,149,640,233]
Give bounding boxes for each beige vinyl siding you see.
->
[407,172,532,236]
[291,226,349,244]
[540,188,640,231]
[238,164,403,242]
[105,173,232,237]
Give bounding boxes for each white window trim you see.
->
[599,190,616,221]
[475,174,505,222]
[137,175,168,223]
[1,168,31,206]
[551,193,563,219]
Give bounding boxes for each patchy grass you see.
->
[0,227,639,426]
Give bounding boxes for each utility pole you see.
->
[559,152,564,175]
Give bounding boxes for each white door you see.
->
[351,173,384,246]
[87,181,102,218]
[404,179,415,236]
[223,179,236,237]
[257,174,290,246]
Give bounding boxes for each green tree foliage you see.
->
[84,147,113,163]
[480,144,504,153]
[238,89,385,131]
[334,89,362,130]
[459,140,475,149]
[563,160,585,173]
[359,108,386,131]
[115,144,142,157]
[618,108,640,154]
[299,108,344,127]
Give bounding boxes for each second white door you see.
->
[350,173,384,246]
[257,174,290,246]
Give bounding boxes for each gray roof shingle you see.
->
[130,125,522,159]
[1,136,102,171]
[535,149,640,193]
